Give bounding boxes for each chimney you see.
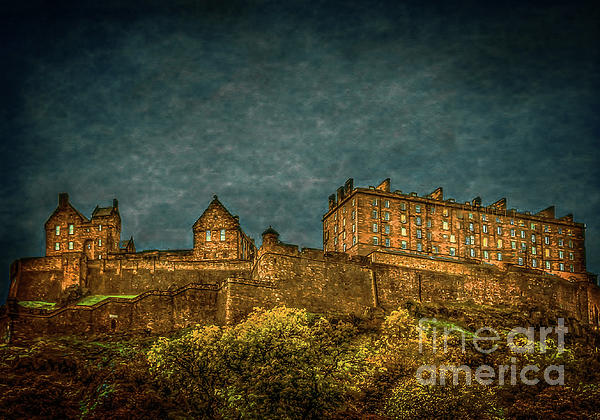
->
[472,196,482,207]
[113,199,118,209]
[344,178,354,194]
[376,178,391,192]
[336,186,345,203]
[58,193,69,208]
[328,194,336,210]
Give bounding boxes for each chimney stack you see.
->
[113,199,118,209]
[58,193,69,208]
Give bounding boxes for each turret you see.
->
[261,226,280,248]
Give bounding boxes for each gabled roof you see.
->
[44,202,89,227]
[192,195,239,229]
[92,206,115,217]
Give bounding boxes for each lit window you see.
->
[55,225,60,236]
[431,207,436,214]
[532,259,537,267]
[545,248,550,257]
[372,198,378,206]
[470,235,475,244]
[220,229,226,241]
[68,224,74,235]
[384,211,390,221]
[545,261,551,270]
[442,221,449,230]
[385,224,390,234]
[482,225,488,233]
[206,230,211,241]
[511,241,516,249]
[385,200,390,208]
[417,242,422,251]
[416,216,422,226]
[373,223,378,233]
[531,247,536,255]
[450,234,456,243]
[372,210,378,219]
[470,248,475,257]
[334,226,337,233]
[99,254,102,260]
[98,224,102,231]
[521,231,525,238]
[531,234,536,243]
[401,240,407,249]
[558,238,564,246]
[443,209,449,217]
[497,226,502,235]
[483,237,488,247]
[544,236,550,245]
[55,242,60,250]
[373,236,378,245]
[417,229,422,239]
[483,250,489,259]
[385,238,390,247]
[497,252,502,261]
[415,205,421,213]
[569,252,574,260]
[98,239,102,246]
[449,247,456,256]
[401,227,407,236]
[401,214,407,223]
[469,222,474,231]
[68,241,73,250]
[518,257,523,265]
[343,219,346,227]
[559,263,564,271]
[497,239,502,248]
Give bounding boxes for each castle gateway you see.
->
[3,179,600,341]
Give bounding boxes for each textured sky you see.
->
[1,0,599,301]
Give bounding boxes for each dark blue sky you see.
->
[1,0,599,301]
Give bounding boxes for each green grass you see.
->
[77,295,139,306]
[18,301,57,310]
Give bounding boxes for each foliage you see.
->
[76,294,139,306]
[148,306,362,419]
[17,300,57,309]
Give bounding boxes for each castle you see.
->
[2,179,599,341]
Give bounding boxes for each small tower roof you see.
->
[262,226,279,236]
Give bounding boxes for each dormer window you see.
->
[206,230,211,241]
[55,225,60,235]
[68,224,74,235]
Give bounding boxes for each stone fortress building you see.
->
[2,179,600,340]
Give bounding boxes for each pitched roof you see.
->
[45,202,89,227]
[92,206,115,217]
[192,195,238,229]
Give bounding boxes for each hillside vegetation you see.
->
[0,301,599,419]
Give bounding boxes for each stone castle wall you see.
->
[3,242,600,342]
